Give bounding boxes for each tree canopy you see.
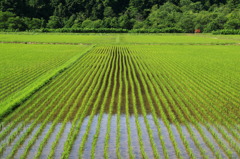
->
[0,0,240,32]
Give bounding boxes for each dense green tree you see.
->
[177,13,196,32]
[24,17,43,29]
[103,7,115,17]
[224,8,240,29]
[1,0,240,32]
[64,14,76,28]
[147,2,181,29]
[0,11,15,29]
[7,16,26,30]
[47,16,62,28]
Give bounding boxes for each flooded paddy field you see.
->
[0,45,239,159]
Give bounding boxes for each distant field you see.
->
[1,33,240,44]
[0,33,239,159]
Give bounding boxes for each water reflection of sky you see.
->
[1,114,239,159]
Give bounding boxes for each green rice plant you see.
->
[5,63,86,159]
[33,53,102,159]
[143,51,223,158]
[78,47,116,158]
[127,48,161,159]
[0,47,93,137]
[158,54,240,145]
[143,50,233,158]
[60,47,113,159]
[0,45,93,120]
[0,67,80,156]
[91,47,118,159]
[1,47,96,157]
[116,47,123,159]
[124,49,149,159]
[122,51,135,159]
[47,49,106,159]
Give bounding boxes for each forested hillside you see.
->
[0,0,240,32]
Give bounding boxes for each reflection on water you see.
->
[54,122,72,159]
[0,114,239,159]
[41,123,61,159]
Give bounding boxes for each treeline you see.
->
[0,0,240,33]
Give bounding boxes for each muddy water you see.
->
[1,114,239,159]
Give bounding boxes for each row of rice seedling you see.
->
[126,48,162,159]
[158,52,240,132]
[60,47,114,159]
[0,47,102,158]
[103,47,119,159]
[78,48,116,158]
[19,52,103,158]
[140,55,222,158]
[122,51,135,159]
[133,54,195,158]
[0,44,87,102]
[0,45,239,158]
[90,47,118,159]
[165,61,240,156]
[35,51,105,158]
[47,49,107,159]
[0,47,96,135]
[143,54,222,156]
[77,51,110,157]
[163,51,240,112]
[0,56,69,97]
[125,49,150,159]
[4,53,96,159]
[125,52,184,159]
[32,51,103,159]
[134,46,239,158]
[116,47,123,158]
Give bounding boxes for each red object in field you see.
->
[195,29,201,33]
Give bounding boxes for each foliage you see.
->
[212,29,240,34]
[0,0,240,32]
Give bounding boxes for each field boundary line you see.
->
[0,45,95,121]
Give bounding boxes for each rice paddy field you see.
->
[0,33,239,159]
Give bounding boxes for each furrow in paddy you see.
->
[78,46,115,158]
[140,49,239,158]
[0,50,96,141]
[127,48,161,159]
[0,44,239,159]
[152,52,240,137]
[33,49,106,159]
[3,50,97,159]
[60,46,113,159]
[48,47,108,159]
